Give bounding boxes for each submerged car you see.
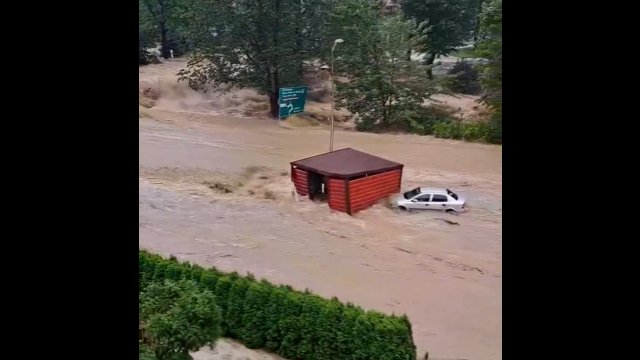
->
[394,187,466,213]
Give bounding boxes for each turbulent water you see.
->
[139,60,502,360]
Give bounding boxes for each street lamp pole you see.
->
[330,38,343,152]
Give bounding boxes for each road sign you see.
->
[278,86,308,119]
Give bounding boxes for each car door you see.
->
[411,194,432,210]
[430,194,449,210]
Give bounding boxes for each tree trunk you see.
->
[269,91,279,118]
[426,53,437,80]
[160,24,170,59]
[269,0,281,119]
[295,0,305,79]
[474,0,485,43]
[268,68,280,118]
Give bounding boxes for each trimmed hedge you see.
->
[140,250,417,360]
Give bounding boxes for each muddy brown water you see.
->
[139,62,501,360]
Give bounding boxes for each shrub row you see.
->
[139,250,417,360]
[433,120,493,142]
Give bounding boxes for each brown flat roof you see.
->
[291,148,403,179]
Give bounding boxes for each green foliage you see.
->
[403,106,458,135]
[139,250,418,360]
[139,0,187,59]
[139,27,156,65]
[476,0,501,142]
[446,61,481,95]
[178,0,333,117]
[402,0,479,58]
[213,276,233,334]
[433,120,463,139]
[330,5,437,132]
[240,282,272,348]
[225,277,250,338]
[139,279,222,360]
[199,270,218,290]
[139,343,158,360]
[486,115,502,144]
[263,287,287,352]
[462,121,489,140]
[433,120,490,141]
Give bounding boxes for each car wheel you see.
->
[398,206,408,212]
[445,209,458,215]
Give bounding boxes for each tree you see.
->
[139,0,158,65]
[475,0,501,143]
[473,0,486,42]
[140,0,183,59]
[139,280,223,360]
[329,2,437,131]
[140,26,155,65]
[402,0,478,79]
[446,61,481,95]
[179,0,333,118]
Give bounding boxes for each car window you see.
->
[404,188,421,200]
[446,189,458,200]
[415,194,431,202]
[431,194,448,202]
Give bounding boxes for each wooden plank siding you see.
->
[291,167,309,196]
[348,169,402,213]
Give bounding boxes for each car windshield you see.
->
[447,189,458,200]
[404,188,421,200]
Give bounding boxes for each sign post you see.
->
[278,86,308,120]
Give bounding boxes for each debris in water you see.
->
[435,218,460,225]
[203,181,234,193]
[394,247,417,254]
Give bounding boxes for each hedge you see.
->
[139,250,417,360]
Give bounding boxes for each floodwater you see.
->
[139,61,502,360]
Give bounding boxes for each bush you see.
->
[402,106,458,135]
[139,279,223,360]
[462,122,489,140]
[139,27,156,65]
[139,343,157,360]
[446,61,482,95]
[139,250,417,360]
[165,30,193,58]
[433,120,463,140]
[433,120,492,142]
[485,114,502,144]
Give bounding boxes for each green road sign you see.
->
[278,86,308,119]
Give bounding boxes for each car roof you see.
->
[419,187,448,194]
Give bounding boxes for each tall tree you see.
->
[473,0,486,42]
[140,0,182,59]
[328,0,437,131]
[475,0,501,142]
[179,0,332,118]
[402,0,478,78]
[139,280,222,360]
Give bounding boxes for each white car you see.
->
[394,187,466,213]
